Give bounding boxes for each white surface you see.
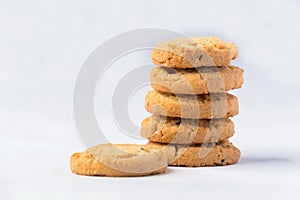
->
[1,0,300,199]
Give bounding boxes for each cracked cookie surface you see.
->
[151,65,244,94]
[70,144,167,177]
[145,90,239,119]
[151,36,238,68]
[141,115,234,144]
[145,141,240,167]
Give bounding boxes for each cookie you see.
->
[145,141,240,167]
[150,65,244,94]
[70,144,167,177]
[151,36,238,68]
[141,115,234,144]
[145,90,238,119]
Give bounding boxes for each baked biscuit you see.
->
[145,141,240,167]
[145,90,238,119]
[141,115,234,144]
[70,144,167,177]
[151,36,238,68]
[151,65,244,94]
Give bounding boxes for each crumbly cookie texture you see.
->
[141,115,234,144]
[151,36,238,68]
[145,141,240,167]
[145,90,239,119]
[151,65,244,94]
[70,144,167,177]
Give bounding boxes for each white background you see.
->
[1,0,300,199]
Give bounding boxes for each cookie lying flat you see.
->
[151,36,238,68]
[145,90,238,119]
[145,141,240,167]
[151,66,244,94]
[141,115,234,144]
[70,144,167,177]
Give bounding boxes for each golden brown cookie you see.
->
[145,141,240,167]
[150,65,244,94]
[141,115,234,144]
[70,144,167,177]
[151,36,238,68]
[145,90,238,119]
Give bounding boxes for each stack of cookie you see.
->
[70,36,245,177]
[142,36,244,167]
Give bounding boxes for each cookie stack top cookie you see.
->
[151,36,238,68]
